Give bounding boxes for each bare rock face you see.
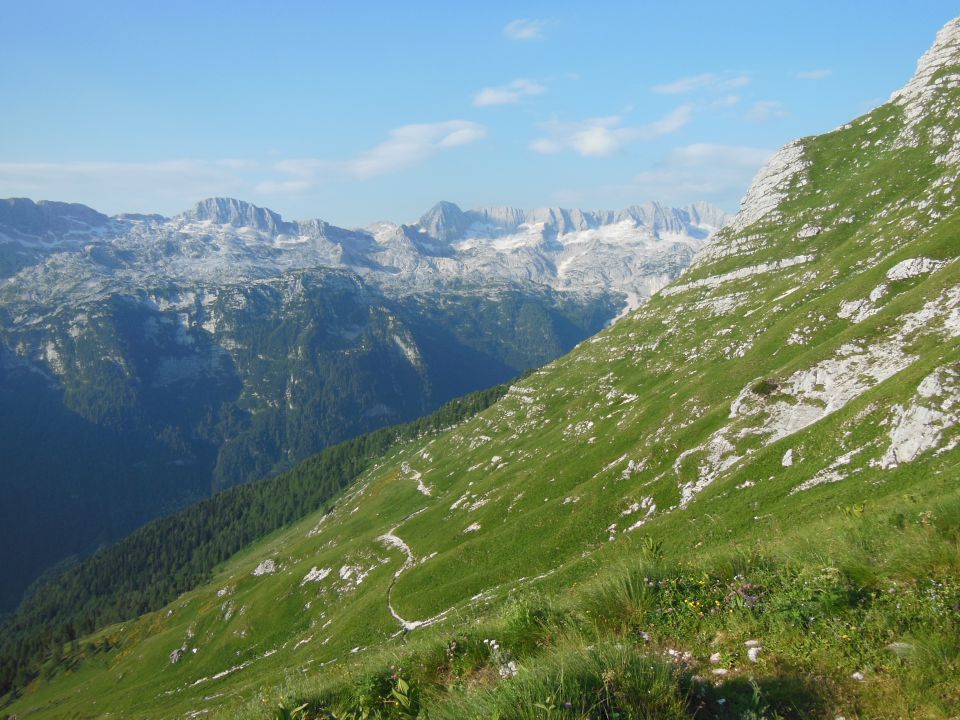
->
[727,141,810,235]
[891,17,960,108]
[177,197,295,235]
[251,559,277,576]
[890,17,960,158]
[416,201,470,243]
[0,198,109,238]
[885,256,946,282]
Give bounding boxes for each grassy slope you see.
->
[7,35,960,720]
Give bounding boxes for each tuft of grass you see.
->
[258,494,960,719]
[431,642,688,720]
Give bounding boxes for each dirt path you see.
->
[377,509,451,632]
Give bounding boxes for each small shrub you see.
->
[751,379,779,396]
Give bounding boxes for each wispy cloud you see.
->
[252,178,313,194]
[503,18,546,40]
[624,143,774,204]
[0,122,489,207]
[530,105,693,157]
[745,100,787,122]
[345,121,486,178]
[669,143,773,167]
[0,159,251,195]
[643,105,695,137]
[473,78,545,107]
[261,121,487,189]
[651,72,750,95]
[0,159,253,179]
[795,69,832,80]
[712,94,741,108]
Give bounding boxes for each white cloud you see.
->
[712,94,741,108]
[573,126,621,156]
[530,138,563,155]
[643,105,694,137]
[473,78,545,107]
[624,143,774,204]
[266,121,488,186]
[530,105,693,157]
[253,179,313,194]
[503,18,546,40]
[0,121,489,209]
[345,121,487,178]
[745,100,788,122]
[669,143,773,167]
[272,158,331,177]
[651,72,750,95]
[796,69,832,80]
[0,159,250,179]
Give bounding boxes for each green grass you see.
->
[250,489,960,720]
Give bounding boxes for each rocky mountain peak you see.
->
[178,197,293,235]
[725,16,960,243]
[685,201,731,229]
[612,202,711,237]
[0,198,109,238]
[463,206,527,233]
[414,201,730,243]
[891,16,960,105]
[888,16,960,155]
[416,201,470,243]
[524,207,594,234]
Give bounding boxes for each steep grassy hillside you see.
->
[0,379,512,698]
[5,17,960,720]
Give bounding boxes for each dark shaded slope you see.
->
[0,378,512,699]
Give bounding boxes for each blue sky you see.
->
[0,1,956,226]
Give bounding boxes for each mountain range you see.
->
[0,197,726,613]
[0,197,726,309]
